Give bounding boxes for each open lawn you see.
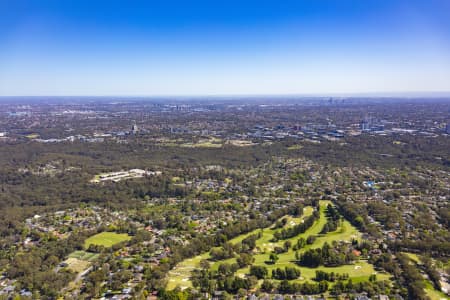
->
[63,257,91,273]
[166,201,385,290]
[84,232,131,248]
[69,250,100,261]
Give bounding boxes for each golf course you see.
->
[167,200,389,290]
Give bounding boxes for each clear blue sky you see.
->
[1,0,450,96]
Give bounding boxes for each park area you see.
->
[167,201,389,290]
[84,232,131,248]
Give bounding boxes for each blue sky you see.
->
[1,0,450,96]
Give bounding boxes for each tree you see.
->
[269,253,279,264]
[249,265,268,279]
[306,235,316,245]
[261,279,274,292]
[237,253,254,268]
[283,241,292,251]
[200,259,210,270]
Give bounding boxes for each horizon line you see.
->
[2,91,450,99]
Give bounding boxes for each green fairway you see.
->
[234,260,388,283]
[166,200,389,290]
[84,232,131,248]
[403,252,421,263]
[167,254,209,289]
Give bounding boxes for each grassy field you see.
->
[69,250,100,261]
[227,140,256,147]
[179,138,223,148]
[167,201,387,290]
[25,133,40,139]
[287,144,303,150]
[63,257,91,273]
[84,232,131,248]
[403,252,421,263]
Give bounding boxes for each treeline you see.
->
[320,219,339,234]
[267,275,391,297]
[272,280,329,295]
[249,265,268,279]
[320,204,341,234]
[329,277,390,298]
[209,232,261,262]
[164,277,391,299]
[191,265,327,295]
[421,256,442,291]
[271,266,301,280]
[335,201,367,231]
[191,267,257,294]
[273,209,320,241]
[390,239,450,257]
[314,270,349,282]
[370,253,429,300]
[296,242,357,268]
[396,253,430,300]
[170,217,266,269]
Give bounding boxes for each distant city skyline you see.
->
[1,0,450,96]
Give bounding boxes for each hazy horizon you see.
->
[2,91,450,100]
